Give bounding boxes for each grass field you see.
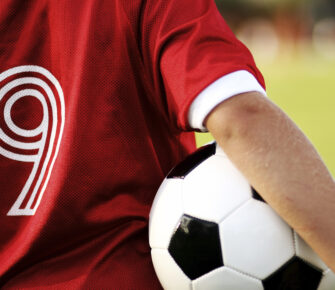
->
[195,52,335,177]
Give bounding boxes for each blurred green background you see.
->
[196,0,335,177]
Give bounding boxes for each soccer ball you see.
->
[149,142,335,290]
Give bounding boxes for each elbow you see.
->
[206,92,275,145]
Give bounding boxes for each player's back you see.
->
[0,0,196,288]
[0,0,265,288]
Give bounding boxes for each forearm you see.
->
[206,92,335,271]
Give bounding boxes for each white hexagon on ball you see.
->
[149,179,184,249]
[318,269,335,290]
[294,231,328,271]
[182,154,252,223]
[151,249,191,290]
[220,199,295,279]
[192,266,263,290]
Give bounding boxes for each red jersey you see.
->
[0,0,264,288]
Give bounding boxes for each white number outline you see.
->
[0,65,65,216]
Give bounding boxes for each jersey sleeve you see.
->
[188,70,267,131]
[141,0,265,131]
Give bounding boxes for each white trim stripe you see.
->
[188,70,267,131]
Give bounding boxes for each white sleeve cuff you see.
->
[188,70,267,131]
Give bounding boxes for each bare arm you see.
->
[205,91,335,272]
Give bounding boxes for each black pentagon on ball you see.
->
[168,214,223,280]
[167,142,216,179]
[262,256,323,290]
[252,187,266,203]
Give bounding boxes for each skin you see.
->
[206,91,335,272]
